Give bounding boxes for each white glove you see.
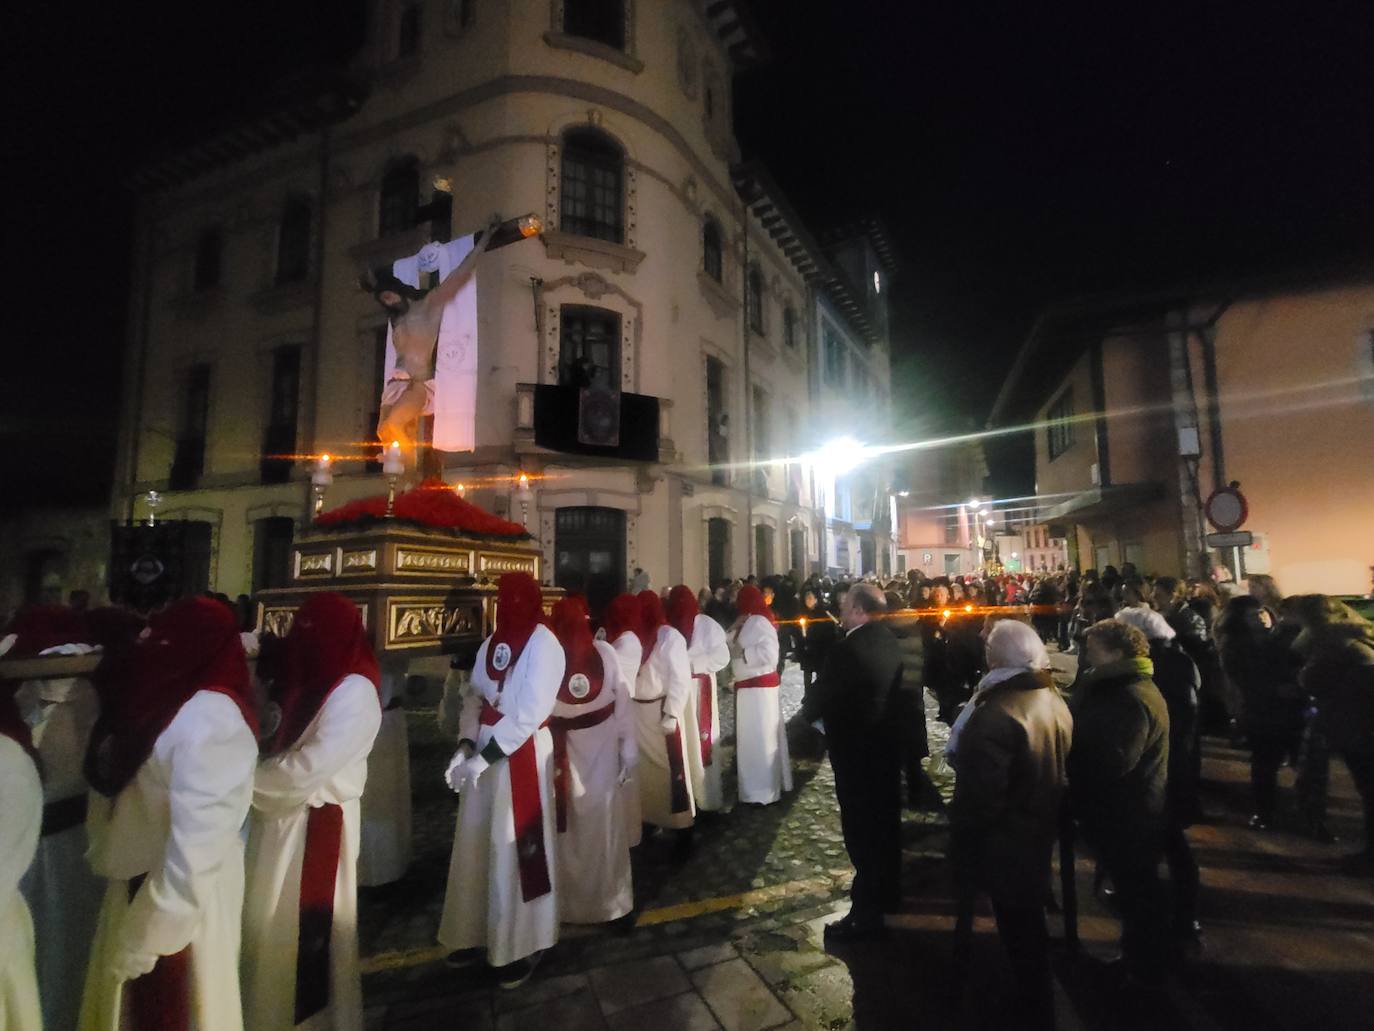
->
[112,949,159,982]
[444,742,475,792]
[454,753,490,793]
[660,715,679,734]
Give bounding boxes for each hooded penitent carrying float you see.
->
[254,480,559,887]
[242,592,382,1031]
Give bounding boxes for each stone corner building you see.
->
[108,0,898,611]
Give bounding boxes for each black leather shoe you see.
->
[823,915,887,943]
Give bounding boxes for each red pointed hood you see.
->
[486,573,547,681]
[667,585,699,642]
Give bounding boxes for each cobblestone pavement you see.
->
[359,655,1374,1030]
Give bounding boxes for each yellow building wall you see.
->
[1211,285,1374,595]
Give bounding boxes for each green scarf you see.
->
[1080,656,1153,687]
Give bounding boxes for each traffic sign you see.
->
[1204,485,1249,532]
[1205,531,1254,549]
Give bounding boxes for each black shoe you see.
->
[823,915,887,943]
[496,950,542,990]
[444,947,484,969]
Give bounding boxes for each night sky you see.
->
[6,1,1372,509]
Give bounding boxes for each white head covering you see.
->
[985,620,1051,673]
[948,620,1049,763]
[1115,607,1176,641]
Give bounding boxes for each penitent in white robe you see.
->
[17,673,105,1031]
[0,736,42,1031]
[608,632,644,847]
[552,640,636,924]
[678,615,731,812]
[78,691,258,1031]
[632,626,695,830]
[438,625,564,968]
[356,669,411,887]
[729,615,793,805]
[242,675,382,1031]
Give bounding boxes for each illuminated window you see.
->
[1047,388,1075,460]
[703,217,723,282]
[560,129,624,243]
[563,0,625,51]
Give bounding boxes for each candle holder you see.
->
[516,471,531,528]
[144,490,161,527]
[311,455,334,517]
[382,441,405,518]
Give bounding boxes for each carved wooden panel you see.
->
[294,549,335,579]
[341,548,379,573]
[395,546,472,575]
[387,597,483,649]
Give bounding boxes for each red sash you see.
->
[125,876,190,1031]
[694,673,714,767]
[548,704,616,832]
[295,803,344,1024]
[479,701,552,902]
[735,671,781,689]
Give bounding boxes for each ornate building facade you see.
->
[102,0,897,612]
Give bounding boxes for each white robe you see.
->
[357,670,411,887]
[728,615,793,805]
[438,625,564,967]
[608,632,644,846]
[242,675,382,1031]
[78,691,258,1031]
[17,675,104,1031]
[552,640,636,924]
[679,615,731,812]
[632,626,695,829]
[0,736,42,1031]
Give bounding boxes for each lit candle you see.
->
[382,441,404,477]
[311,454,334,487]
[453,482,466,497]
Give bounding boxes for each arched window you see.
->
[747,266,764,334]
[397,3,422,57]
[560,129,624,243]
[378,159,418,238]
[702,217,723,283]
[275,197,311,284]
[194,227,222,290]
[564,0,625,51]
[782,305,797,350]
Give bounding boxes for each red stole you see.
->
[548,704,615,832]
[694,673,714,767]
[124,876,190,1031]
[295,803,344,1024]
[479,700,552,902]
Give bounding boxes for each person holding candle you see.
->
[437,573,564,989]
[728,586,793,806]
[77,597,260,1031]
[241,593,382,1031]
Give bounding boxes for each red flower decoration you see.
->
[315,479,529,539]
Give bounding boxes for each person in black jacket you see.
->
[1117,607,1203,942]
[803,583,903,942]
[1068,619,1171,985]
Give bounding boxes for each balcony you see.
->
[515,384,673,464]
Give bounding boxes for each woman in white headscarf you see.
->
[948,618,1072,1031]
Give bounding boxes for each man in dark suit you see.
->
[803,583,904,941]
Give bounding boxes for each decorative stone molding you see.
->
[542,33,644,73]
[540,231,646,275]
[697,270,739,320]
[537,271,644,389]
[698,504,738,522]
